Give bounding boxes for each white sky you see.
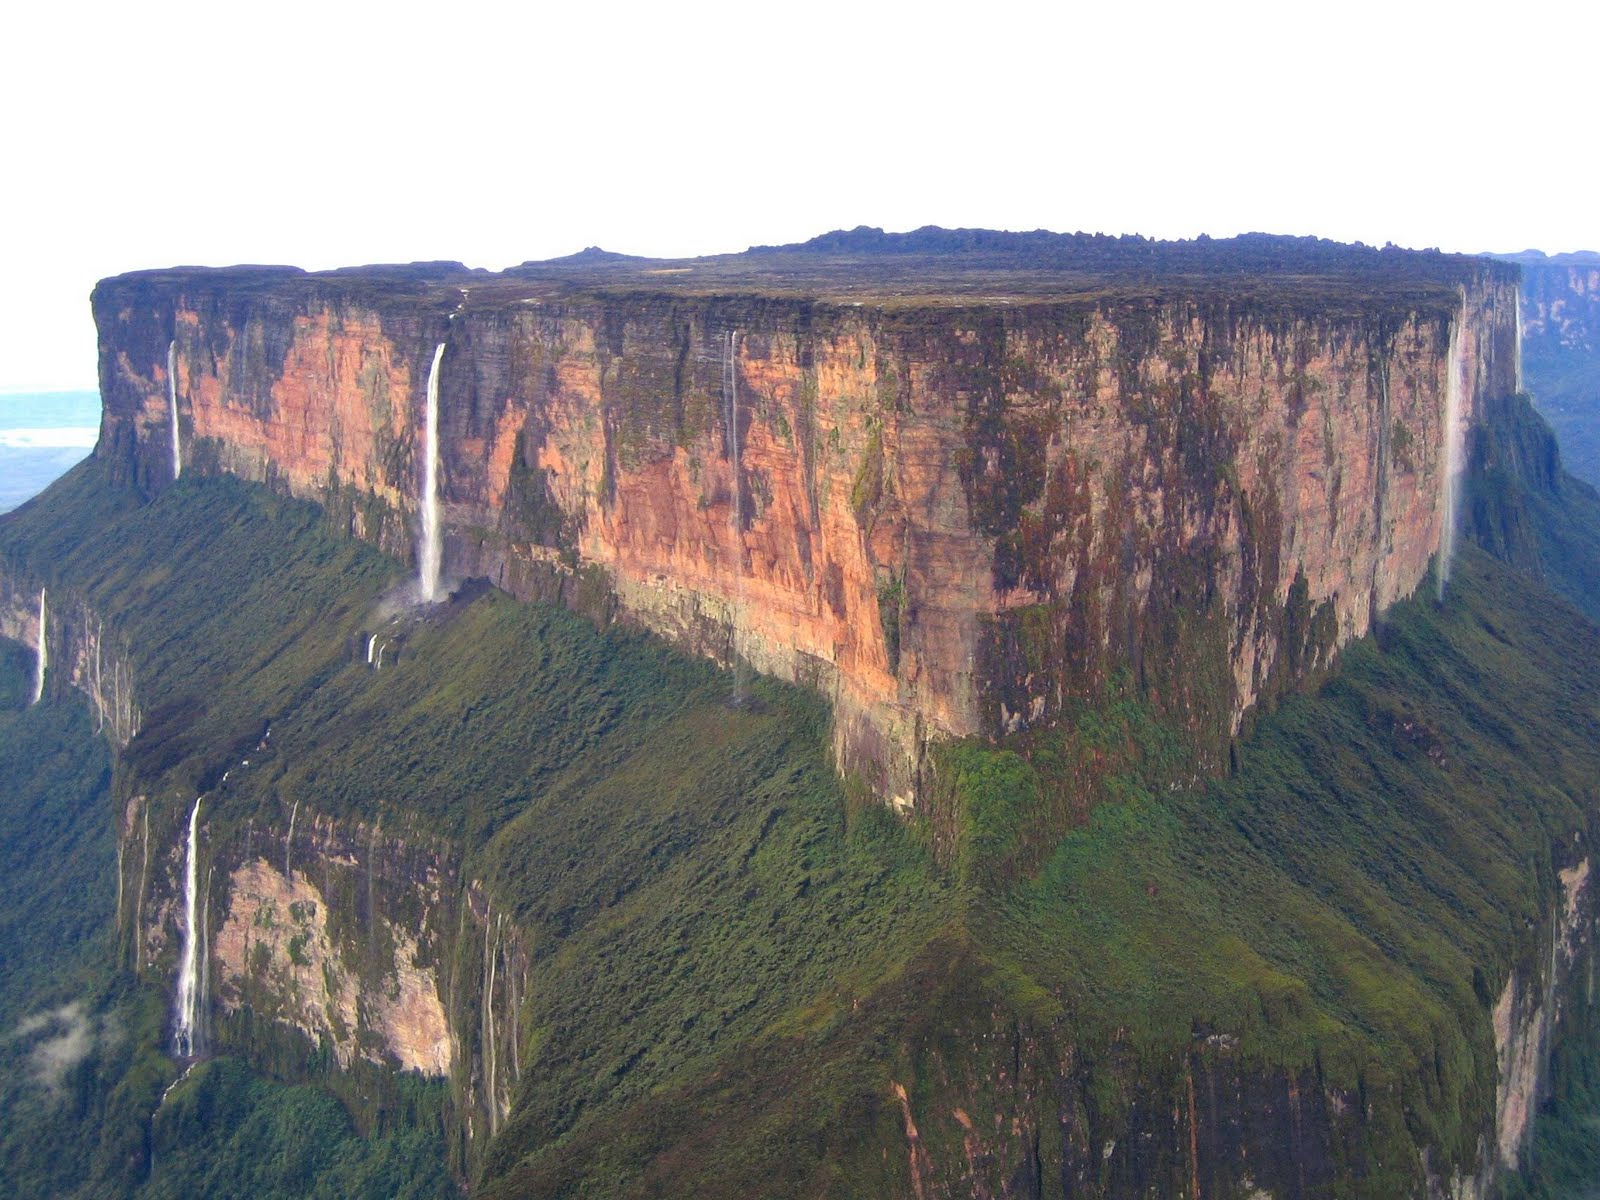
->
[2,0,1594,392]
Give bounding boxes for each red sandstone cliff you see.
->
[90,237,1520,804]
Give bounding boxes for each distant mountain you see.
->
[1492,249,1600,267]
[1489,251,1600,487]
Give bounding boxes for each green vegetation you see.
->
[476,538,1600,1198]
[6,373,1600,1197]
[0,460,951,1196]
[0,640,114,1024]
[143,1058,450,1199]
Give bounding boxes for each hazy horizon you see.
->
[0,389,99,512]
[5,0,1594,393]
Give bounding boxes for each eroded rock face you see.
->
[90,257,1519,798]
[1514,256,1600,489]
[1521,263,1600,357]
[1490,857,1593,1173]
[110,790,530,1173]
[0,571,140,744]
[213,857,450,1075]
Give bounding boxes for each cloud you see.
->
[10,1002,96,1098]
[0,428,99,449]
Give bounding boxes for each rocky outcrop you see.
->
[1492,250,1600,486]
[119,790,528,1172]
[0,571,140,743]
[90,239,1519,804]
[875,857,1598,1200]
[213,854,450,1075]
[1488,858,1592,1175]
[1519,256,1600,359]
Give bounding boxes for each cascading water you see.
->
[30,589,46,705]
[174,798,202,1058]
[724,330,746,706]
[418,342,447,602]
[484,910,501,1133]
[366,634,377,665]
[1515,293,1525,394]
[167,340,182,481]
[1437,314,1466,601]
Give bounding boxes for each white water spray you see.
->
[484,910,500,1132]
[366,634,377,665]
[135,806,150,970]
[724,330,747,705]
[418,342,447,602]
[174,798,202,1057]
[1514,293,1525,394]
[1437,315,1466,601]
[167,340,182,481]
[30,589,46,705]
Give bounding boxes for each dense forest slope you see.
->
[3,233,1600,1198]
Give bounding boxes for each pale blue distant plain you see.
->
[0,391,100,513]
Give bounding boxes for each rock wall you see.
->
[0,571,141,744]
[1515,255,1600,487]
[91,259,1519,800]
[882,857,1597,1200]
[1488,858,1593,1175]
[118,786,527,1175]
[1521,260,1600,359]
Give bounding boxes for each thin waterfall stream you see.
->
[418,342,447,602]
[168,340,182,481]
[725,330,747,705]
[173,798,202,1057]
[30,589,46,705]
[1437,310,1466,600]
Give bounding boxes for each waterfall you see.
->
[724,331,747,705]
[1515,293,1525,394]
[200,866,211,1052]
[167,340,182,481]
[285,798,299,878]
[366,634,377,665]
[1437,314,1466,601]
[135,805,150,971]
[30,589,46,705]
[483,911,499,1133]
[418,342,447,602]
[174,798,202,1058]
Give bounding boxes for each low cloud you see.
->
[0,427,98,449]
[10,1002,96,1097]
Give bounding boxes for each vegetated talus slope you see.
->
[0,459,950,1197]
[476,537,1600,1199]
[6,425,1600,1196]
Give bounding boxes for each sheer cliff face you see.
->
[1517,259,1600,486]
[0,576,140,744]
[91,266,1519,799]
[1521,261,1600,356]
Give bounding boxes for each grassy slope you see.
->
[0,460,951,1197]
[480,543,1600,1199]
[0,640,114,1025]
[4,424,1600,1196]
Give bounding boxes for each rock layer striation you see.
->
[91,234,1520,800]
